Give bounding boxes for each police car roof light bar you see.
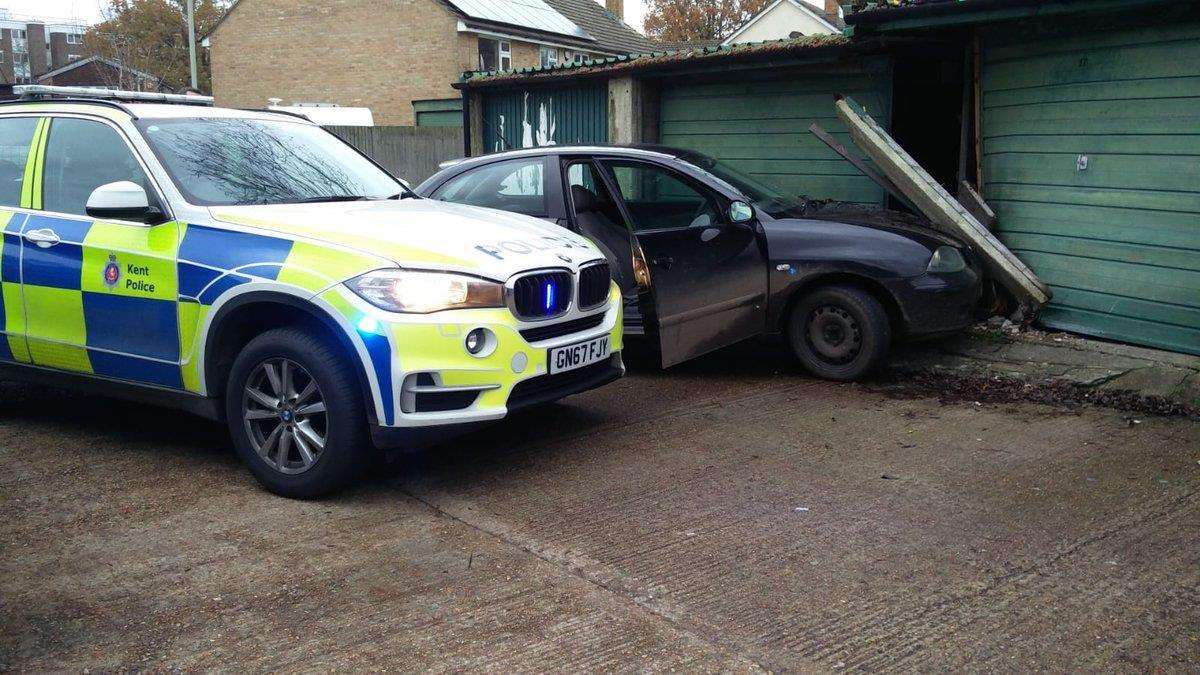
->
[13,85,215,106]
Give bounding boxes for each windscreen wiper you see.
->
[290,195,370,203]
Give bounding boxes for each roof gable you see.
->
[722,0,842,46]
[36,55,161,83]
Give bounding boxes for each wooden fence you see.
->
[326,125,463,185]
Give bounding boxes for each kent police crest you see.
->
[103,253,121,288]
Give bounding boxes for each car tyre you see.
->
[225,327,369,498]
[787,285,891,381]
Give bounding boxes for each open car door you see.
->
[592,158,767,367]
[561,159,644,303]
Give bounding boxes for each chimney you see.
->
[606,0,624,21]
[825,0,842,18]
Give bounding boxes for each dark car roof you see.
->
[434,145,703,172]
[420,145,731,197]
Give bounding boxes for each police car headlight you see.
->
[347,270,503,314]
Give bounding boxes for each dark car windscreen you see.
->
[677,152,810,219]
[135,117,403,206]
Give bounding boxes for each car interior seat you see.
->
[570,184,637,295]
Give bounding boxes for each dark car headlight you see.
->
[926,246,966,274]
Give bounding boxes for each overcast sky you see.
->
[3,0,652,32]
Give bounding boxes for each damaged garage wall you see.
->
[482,84,608,152]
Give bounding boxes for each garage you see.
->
[846,0,1200,355]
[980,22,1200,355]
[464,37,894,208]
[658,59,893,208]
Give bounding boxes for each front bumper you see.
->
[369,354,624,449]
[319,283,624,447]
[886,266,983,337]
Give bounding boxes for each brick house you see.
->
[0,11,87,85]
[205,0,654,126]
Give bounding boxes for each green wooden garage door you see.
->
[658,61,893,207]
[982,23,1200,355]
[482,84,607,153]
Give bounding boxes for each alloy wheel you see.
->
[242,358,328,475]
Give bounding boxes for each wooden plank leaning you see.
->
[834,95,1052,308]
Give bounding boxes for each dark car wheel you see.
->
[787,285,891,381]
[226,327,369,498]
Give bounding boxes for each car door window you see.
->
[41,117,155,217]
[432,158,546,216]
[0,117,38,207]
[604,161,719,232]
[565,160,637,294]
[566,162,624,227]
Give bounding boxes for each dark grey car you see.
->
[417,146,981,380]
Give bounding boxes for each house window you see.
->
[13,53,30,83]
[12,29,28,53]
[539,46,558,68]
[574,52,586,64]
[66,33,83,45]
[499,40,511,71]
[478,38,512,72]
[478,37,497,71]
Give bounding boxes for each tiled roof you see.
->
[820,10,847,29]
[543,0,657,54]
[36,55,162,84]
[460,33,854,84]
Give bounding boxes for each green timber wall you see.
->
[481,84,608,153]
[981,22,1200,355]
[414,98,463,127]
[658,58,893,207]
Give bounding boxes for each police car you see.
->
[0,86,623,497]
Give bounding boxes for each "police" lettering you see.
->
[125,263,156,294]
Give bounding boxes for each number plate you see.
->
[548,335,610,374]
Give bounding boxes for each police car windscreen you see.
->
[135,117,403,206]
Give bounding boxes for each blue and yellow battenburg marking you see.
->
[0,213,396,404]
[0,114,397,400]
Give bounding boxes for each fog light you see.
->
[466,329,485,354]
[464,327,496,357]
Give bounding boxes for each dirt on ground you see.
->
[874,368,1200,418]
[2,343,1198,671]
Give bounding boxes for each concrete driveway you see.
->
[2,344,1198,671]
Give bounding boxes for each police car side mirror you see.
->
[86,181,157,223]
